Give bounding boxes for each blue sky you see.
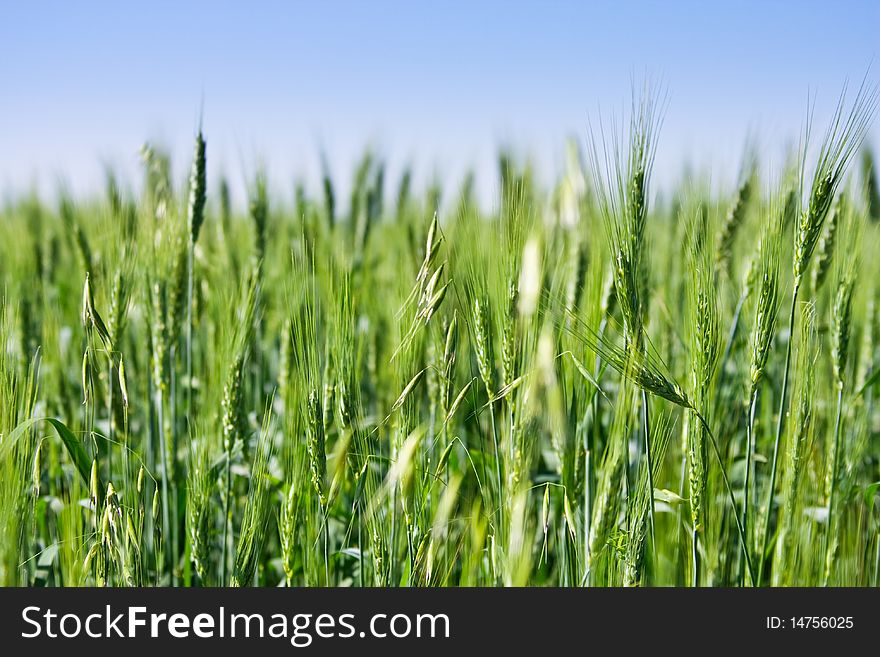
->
[1,0,878,207]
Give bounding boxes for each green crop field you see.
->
[1,84,879,587]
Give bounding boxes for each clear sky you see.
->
[1,0,878,207]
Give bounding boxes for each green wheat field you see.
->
[2,83,879,587]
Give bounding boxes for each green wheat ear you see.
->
[715,164,756,277]
[589,83,663,348]
[794,79,878,288]
[685,202,719,536]
[748,192,783,392]
[4,74,880,590]
[187,131,207,245]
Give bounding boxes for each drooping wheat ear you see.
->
[715,170,754,276]
[564,310,689,407]
[473,296,495,397]
[794,80,877,288]
[187,131,207,245]
[811,193,843,293]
